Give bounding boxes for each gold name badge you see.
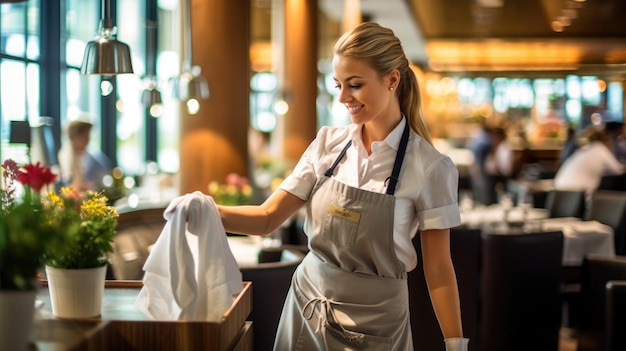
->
[327,204,361,223]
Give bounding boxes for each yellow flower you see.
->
[43,187,118,269]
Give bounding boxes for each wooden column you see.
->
[179,0,251,195]
[281,0,319,165]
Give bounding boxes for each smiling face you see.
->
[332,55,400,133]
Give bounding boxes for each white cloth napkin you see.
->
[135,191,243,321]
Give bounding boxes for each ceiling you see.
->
[319,0,626,77]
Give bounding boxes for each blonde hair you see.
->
[333,22,432,144]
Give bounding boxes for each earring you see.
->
[389,87,394,91]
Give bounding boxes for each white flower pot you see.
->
[0,289,37,351]
[45,265,107,319]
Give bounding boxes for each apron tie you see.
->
[302,296,365,346]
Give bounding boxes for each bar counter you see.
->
[33,280,253,351]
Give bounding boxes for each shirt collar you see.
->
[385,114,407,152]
[348,114,407,151]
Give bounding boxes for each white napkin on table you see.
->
[135,191,243,321]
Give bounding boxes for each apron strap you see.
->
[385,119,410,195]
[324,116,410,195]
[324,140,353,177]
[303,296,366,346]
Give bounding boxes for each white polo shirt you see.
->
[279,117,461,271]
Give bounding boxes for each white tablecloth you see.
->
[540,217,615,266]
[461,205,615,266]
[226,235,284,268]
[460,205,549,228]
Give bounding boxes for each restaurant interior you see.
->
[1,0,626,350]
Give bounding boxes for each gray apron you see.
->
[274,122,413,350]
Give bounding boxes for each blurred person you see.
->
[554,126,624,196]
[471,126,514,205]
[467,120,495,205]
[559,126,579,166]
[484,127,514,179]
[58,112,112,192]
[467,118,492,174]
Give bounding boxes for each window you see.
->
[0,0,40,164]
[65,0,100,145]
[0,0,180,180]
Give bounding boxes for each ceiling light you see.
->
[176,67,209,101]
[80,0,133,75]
[173,0,209,105]
[142,82,163,118]
[475,0,504,8]
[142,17,161,118]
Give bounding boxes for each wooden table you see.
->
[33,281,252,351]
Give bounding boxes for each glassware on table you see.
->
[518,191,534,221]
[498,191,514,221]
[459,190,474,212]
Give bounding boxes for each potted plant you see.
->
[0,159,69,350]
[43,187,118,319]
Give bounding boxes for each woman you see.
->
[218,22,467,350]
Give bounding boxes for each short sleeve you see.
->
[416,156,461,230]
[277,136,320,201]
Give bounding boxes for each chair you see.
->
[107,206,167,280]
[470,173,506,206]
[544,190,586,219]
[606,280,626,351]
[584,190,626,255]
[576,254,626,351]
[598,173,626,192]
[408,227,482,351]
[240,247,304,351]
[479,231,563,351]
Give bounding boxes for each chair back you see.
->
[598,173,626,191]
[606,280,626,351]
[240,247,303,351]
[544,190,586,218]
[408,227,482,351]
[584,190,626,255]
[470,174,505,206]
[108,206,167,280]
[577,254,626,351]
[479,231,563,351]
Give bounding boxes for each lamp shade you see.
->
[80,37,134,75]
[178,73,210,101]
[142,87,162,107]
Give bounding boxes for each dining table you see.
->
[460,204,615,266]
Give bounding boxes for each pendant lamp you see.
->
[142,81,163,117]
[142,18,162,117]
[80,0,133,75]
[142,84,163,107]
[174,0,209,102]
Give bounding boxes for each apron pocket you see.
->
[322,211,360,247]
[324,322,392,351]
